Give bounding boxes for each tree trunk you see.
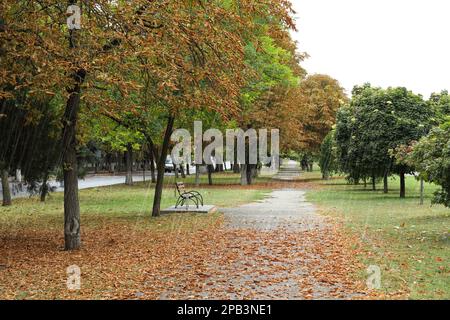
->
[270,155,278,172]
[149,147,156,183]
[180,164,186,179]
[62,9,84,251]
[233,143,240,173]
[107,154,112,173]
[195,164,200,186]
[62,73,84,251]
[142,160,146,182]
[400,170,406,198]
[152,116,175,217]
[372,175,376,191]
[250,164,258,179]
[186,163,190,176]
[170,154,179,179]
[241,138,251,185]
[40,172,49,202]
[420,177,424,205]
[125,144,133,185]
[240,164,248,186]
[247,164,253,185]
[15,169,22,183]
[174,164,179,179]
[114,153,119,174]
[207,164,213,185]
[1,169,11,206]
[383,173,389,194]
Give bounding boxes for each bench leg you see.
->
[175,196,183,208]
[192,197,199,209]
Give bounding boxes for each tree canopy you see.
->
[335,84,434,196]
[408,121,450,207]
[1,0,324,249]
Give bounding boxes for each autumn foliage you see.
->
[1,1,347,253]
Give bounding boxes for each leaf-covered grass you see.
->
[0,172,367,300]
[3,169,448,299]
[306,173,450,299]
[0,177,271,299]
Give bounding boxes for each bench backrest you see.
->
[176,182,186,195]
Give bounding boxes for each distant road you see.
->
[0,172,177,200]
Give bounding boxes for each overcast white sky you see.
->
[290,0,450,98]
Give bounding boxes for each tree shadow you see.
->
[294,178,324,183]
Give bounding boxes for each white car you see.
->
[164,157,183,173]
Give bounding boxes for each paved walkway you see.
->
[272,160,302,181]
[171,189,362,300]
[221,190,325,231]
[212,190,330,299]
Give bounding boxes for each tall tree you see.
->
[296,74,348,154]
[335,84,434,197]
[237,11,303,183]
[408,121,450,207]
[1,0,150,249]
[319,130,338,180]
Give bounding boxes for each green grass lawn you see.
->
[0,174,270,232]
[306,173,450,299]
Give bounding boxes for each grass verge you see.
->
[306,172,450,299]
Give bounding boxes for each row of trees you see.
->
[0,1,345,250]
[319,84,449,207]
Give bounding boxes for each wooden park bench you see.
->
[175,182,204,209]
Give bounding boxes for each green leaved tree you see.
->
[335,84,434,197]
[409,121,450,207]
